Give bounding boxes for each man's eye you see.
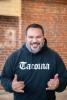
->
[29,36,33,38]
[37,36,41,38]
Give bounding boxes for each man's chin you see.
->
[31,48,40,53]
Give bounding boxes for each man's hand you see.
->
[46,74,59,90]
[12,74,25,93]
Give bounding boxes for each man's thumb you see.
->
[54,74,59,79]
[13,74,17,81]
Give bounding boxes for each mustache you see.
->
[31,42,40,45]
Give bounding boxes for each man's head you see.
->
[25,23,45,53]
[26,23,44,35]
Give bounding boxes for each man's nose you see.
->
[32,38,37,42]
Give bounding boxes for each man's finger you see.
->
[54,74,59,79]
[15,82,25,89]
[15,89,24,93]
[13,74,17,81]
[46,87,52,90]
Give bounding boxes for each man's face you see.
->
[26,28,44,53]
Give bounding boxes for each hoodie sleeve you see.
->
[63,70,67,85]
[55,53,67,92]
[1,51,17,93]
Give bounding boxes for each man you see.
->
[1,23,66,100]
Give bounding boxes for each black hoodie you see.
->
[1,42,66,100]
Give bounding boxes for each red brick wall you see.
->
[22,0,67,67]
[0,16,19,70]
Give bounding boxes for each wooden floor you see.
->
[0,89,67,100]
[0,90,13,100]
[56,89,67,100]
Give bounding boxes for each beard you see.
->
[26,41,44,54]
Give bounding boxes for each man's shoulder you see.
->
[47,47,58,55]
[46,47,62,59]
[11,44,25,56]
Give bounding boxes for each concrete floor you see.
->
[0,89,67,100]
